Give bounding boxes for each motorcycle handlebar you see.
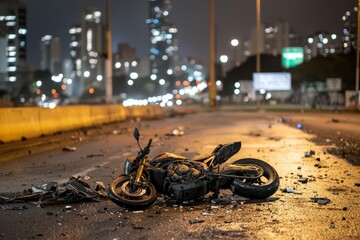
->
[146,138,153,149]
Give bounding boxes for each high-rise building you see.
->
[341,6,358,54]
[304,31,339,60]
[147,0,179,94]
[40,35,61,74]
[249,20,290,57]
[68,24,82,97]
[80,7,105,97]
[0,0,27,94]
[68,7,105,98]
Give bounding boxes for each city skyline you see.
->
[22,0,356,68]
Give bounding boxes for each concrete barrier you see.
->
[0,108,42,142]
[0,104,165,143]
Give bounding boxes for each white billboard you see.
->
[253,72,291,91]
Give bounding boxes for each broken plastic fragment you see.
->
[305,150,315,157]
[282,188,294,193]
[62,146,77,152]
[310,197,331,205]
[0,176,107,206]
[298,177,308,184]
[189,219,205,224]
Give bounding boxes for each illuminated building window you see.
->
[6,21,15,26]
[18,28,27,34]
[8,66,16,72]
[87,29,93,51]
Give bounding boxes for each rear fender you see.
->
[213,142,241,165]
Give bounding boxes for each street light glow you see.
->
[231,39,239,47]
[220,55,228,63]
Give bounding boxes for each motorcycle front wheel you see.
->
[230,158,279,199]
[108,175,157,209]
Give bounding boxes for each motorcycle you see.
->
[108,128,280,209]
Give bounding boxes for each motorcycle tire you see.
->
[108,175,157,209]
[230,158,280,199]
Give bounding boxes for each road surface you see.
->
[0,109,359,240]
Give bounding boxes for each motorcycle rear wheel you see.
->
[231,158,279,199]
[108,175,157,209]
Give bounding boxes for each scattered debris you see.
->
[63,205,72,212]
[132,210,144,214]
[310,197,331,205]
[329,221,336,229]
[1,205,27,210]
[296,123,303,129]
[298,177,308,184]
[112,128,128,135]
[0,176,107,206]
[189,219,205,224]
[304,150,315,157]
[62,146,77,152]
[86,154,106,158]
[201,212,214,216]
[282,188,294,193]
[166,127,185,136]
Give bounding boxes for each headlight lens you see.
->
[123,159,133,174]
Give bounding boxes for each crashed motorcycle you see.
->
[108,128,279,209]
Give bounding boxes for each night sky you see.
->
[21,0,356,68]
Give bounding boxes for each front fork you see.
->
[129,156,147,191]
[134,156,147,184]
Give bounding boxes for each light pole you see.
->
[256,0,261,73]
[231,38,240,66]
[209,0,217,109]
[356,0,360,109]
[105,0,113,103]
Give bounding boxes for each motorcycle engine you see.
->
[164,161,209,201]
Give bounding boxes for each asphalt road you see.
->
[0,109,360,240]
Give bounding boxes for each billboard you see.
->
[253,72,291,91]
[282,47,304,68]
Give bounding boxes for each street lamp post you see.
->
[105,0,113,103]
[209,0,217,109]
[356,0,360,109]
[256,0,261,73]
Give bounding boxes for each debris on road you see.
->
[112,128,128,135]
[330,221,336,229]
[0,176,107,206]
[62,146,77,152]
[282,188,295,193]
[165,127,185,136]
[86,153,106,158]
[189,219,205,224]
[310,197,331,205]
[298,177,309,184]
[305,150,315,157]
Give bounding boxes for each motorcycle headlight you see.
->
[123,159,133,174]
[123,159,134,174]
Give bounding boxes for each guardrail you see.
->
[0,105,165,143]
